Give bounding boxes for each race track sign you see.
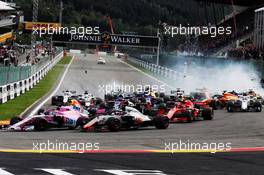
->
[52,32,159,48]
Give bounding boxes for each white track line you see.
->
[28,56,75,116]
[118,59,174,89]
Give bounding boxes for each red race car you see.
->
[165,99,213,123]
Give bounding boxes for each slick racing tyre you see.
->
[76,117,90,128]
[185,111,193,123]
[51,96,60,106]
[254,102,262,112]
[37,108,45,115]
[10,117,23,125]
[33,118,48,131]
[201,108,213,120]
[154,116,169,129]
[52,96,64,106]
[227,102,234,112]
[208,100,217,110]
[106,117,121,132]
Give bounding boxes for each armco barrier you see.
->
[128,57,186,81]
[0,51,64,104]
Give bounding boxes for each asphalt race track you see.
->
[0,54,264,151]
[58,54,170,98]
[0,152,264,175]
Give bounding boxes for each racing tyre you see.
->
[33,118,48,131]
[154,116,169,129]
[51,96,58,106]
[202,108,213,120]
[10,117,23,125]
[37,108,45,115]
[227,102,234,112]
[254,102,262,112]
[76,117,90,128]
[106,117,121,132]
[209,101,217,110]
[185,111,193,123]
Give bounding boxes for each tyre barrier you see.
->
[0,51,64,104]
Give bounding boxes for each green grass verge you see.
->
[0,56,72,120]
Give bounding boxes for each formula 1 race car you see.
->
[8,106,90,131]
[97,57,106,64]
[245,89,264,105]
[51,90,76,106]
[76,91,94,107]
[213,91,239,109]
[51,90,96,107]
[166,99,213,123]
[226,94,262,112]
[189,89,217,109]
[82,106,170,132]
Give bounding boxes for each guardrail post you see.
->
[25,79,29,91]
[33,74,37,85]
[10,84,14,100]
[0,86,7,104]
[20,81,25,94]
[15,82,20,97]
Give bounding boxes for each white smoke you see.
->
[170,59,264,95]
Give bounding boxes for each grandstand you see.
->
[0,0,25,66]
[188,1,264,60]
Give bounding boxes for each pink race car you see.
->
[8,106,90,131]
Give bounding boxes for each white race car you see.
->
[51,90,76,106]
[82,106,169,132]
[77,91,94,107]
[97,57,106,64]
[227,94,262,112]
